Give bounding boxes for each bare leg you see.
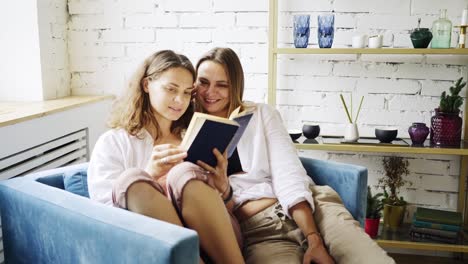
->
[181,180,244,264]
[127,181,183,226]
[127,182,206,264]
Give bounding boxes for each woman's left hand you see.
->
[303,234,335,264]
[196,148,229,196]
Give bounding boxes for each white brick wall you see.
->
[63,0,468,214]
[38,0,70,99]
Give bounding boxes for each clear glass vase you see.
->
[431,9,452,48]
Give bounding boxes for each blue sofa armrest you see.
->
[0,168,199,264]
[300,157,367,226]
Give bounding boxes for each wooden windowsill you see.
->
[0,95,114,128]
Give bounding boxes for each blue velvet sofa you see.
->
[0,157,367,264]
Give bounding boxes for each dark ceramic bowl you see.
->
[410,28,432,48]
[302,124,320,139]
[288,129,302,141]
[375,128,398,143]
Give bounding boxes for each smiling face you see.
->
[195,61,230,118]
[144,67,194,123]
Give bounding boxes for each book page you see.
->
[181,115,205,150]
[229,105,254,120]
[194,112,237,125]
[229,106,241,119]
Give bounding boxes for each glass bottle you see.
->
[431,9,452,48]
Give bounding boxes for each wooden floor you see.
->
[389,253,467,264]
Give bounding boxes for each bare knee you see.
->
[180,180,216,216]
[127,181,166,212]
[166,162,204,188]
[183,180,215,201]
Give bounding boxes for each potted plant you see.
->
[431,77,466,146]
[365,186,383,238]
[377,156,412,231]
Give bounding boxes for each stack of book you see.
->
[410,207,463,244]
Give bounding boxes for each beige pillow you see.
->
[311,185,395,264]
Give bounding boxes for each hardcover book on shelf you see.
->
[410,226,459,239]
[409,230,460,244]
[181,106,254,167]
[412,217,461,232]
[414,207,462,226]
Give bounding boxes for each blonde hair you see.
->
[108,50,195,141]
[195,47,245,115]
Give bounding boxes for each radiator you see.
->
[0,129,89,180]
[0,129,89,263]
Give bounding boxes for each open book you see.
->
[181,106,254,167]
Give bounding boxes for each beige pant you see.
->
[240,185,395,264]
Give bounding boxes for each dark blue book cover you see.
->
[226,113,253,157]
[185,120,239,167]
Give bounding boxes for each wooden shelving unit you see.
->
[294,137,468,156]
[273,47,468,55]
[268,0,468,253]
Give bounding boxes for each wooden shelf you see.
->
[0,95,114,127]
[294,137,468,156]
[376,224,468,253]
[377,239,468,252]
[275,48,468,55]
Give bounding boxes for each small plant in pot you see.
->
[377,156,412,231]
[365,186,383,238]
[431,77,466,146]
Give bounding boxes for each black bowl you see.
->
[302,124,320,139]
[288,129,302,141]
[375,128,398,143]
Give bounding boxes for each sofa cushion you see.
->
[63,170,89,198]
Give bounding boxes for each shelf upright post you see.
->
[462,71,468,259]
[268,0,278,106]
[463,71,468,240]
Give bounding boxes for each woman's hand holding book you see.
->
[196,148,230,200]
[145,144,187,179]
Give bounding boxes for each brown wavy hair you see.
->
[195,47,245,116]
[108,50,195,141]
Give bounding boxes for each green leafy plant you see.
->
[377,156,412,206]
[439,77,466,113]
[366,186,383,219]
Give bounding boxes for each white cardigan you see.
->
[232,102,315,216]
[88,129,154,206]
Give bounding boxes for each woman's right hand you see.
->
[145,144,187,179]
[196,148,230,197]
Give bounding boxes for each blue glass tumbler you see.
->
[293,15,310,48]
[317,14,335,48]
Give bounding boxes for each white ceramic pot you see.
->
[344,123,359,142]
[368,35,383,48]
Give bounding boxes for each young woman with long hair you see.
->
[88,50,244,264]
[194,47,394,264]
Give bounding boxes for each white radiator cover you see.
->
[0,129,88,180]
[0,99,111,264]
